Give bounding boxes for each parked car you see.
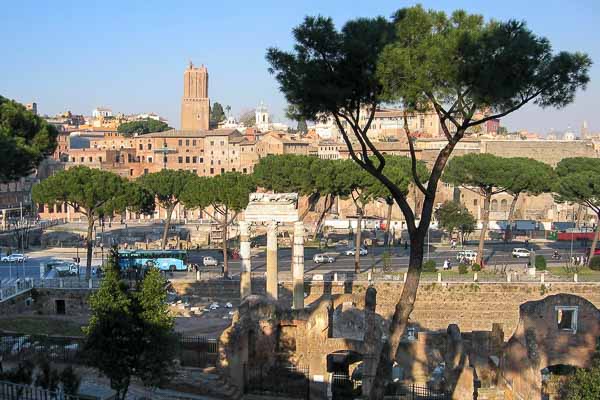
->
[1,253,27,263]
[313,254,336,264]
[202,256,219,266]
[344,246,368,256]
[455,250,477,263]
[512,248,531,258]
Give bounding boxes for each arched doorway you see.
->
[327,350,363,399]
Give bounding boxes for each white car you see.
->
[202,256,219,266]
[313,254,336,264]
[455,250,477,263]
[1,253,27,263]
[512,248,531,258]
[344,246,368,256]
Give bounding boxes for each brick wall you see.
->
[174,279,600,336]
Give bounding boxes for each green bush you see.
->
[471,263,481,272]
[422,260,437,272]
[590,256,600,271]
[535,255,547,270]
[458,264,468,274]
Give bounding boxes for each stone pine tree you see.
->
[341,157,427,273]
[503,158,555,241]
[554,157,600,265]
[117,118,171,137]
[138,169,195,249]
[182,173,255,277]
[32,167,154,279]
[253,154,323,220]
[443,154,513,266]
[434,201,476,245]
[0,95,58,182]
[267,6,590,399]
[84,251,175,400]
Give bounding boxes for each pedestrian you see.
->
[451,239,456,250]
[443,259,449,270]
[404,242,408,250]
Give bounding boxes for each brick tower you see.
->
[181,61,210,131]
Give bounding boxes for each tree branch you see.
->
[403,111,428,196]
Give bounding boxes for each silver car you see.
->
[1,253,27,263]
[203,256,219,266]
[313,254,335,264]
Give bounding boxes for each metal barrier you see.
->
[0,279,33,302]
[0,334,83,364]
[0,380,85,400]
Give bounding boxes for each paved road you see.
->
[0,241,589,280]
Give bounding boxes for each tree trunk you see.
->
[355,206,363,274]
[588,213,600,267]
[384,199,393,247]
[299,192,320,221]
[161,204,175,249]
[222,211,229,278]
[368,237,424,400]
[504,193,519,242]
[85,217,94,280]
[312,194,332,241]
[477,192,492,266]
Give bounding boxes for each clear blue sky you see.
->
[1,0,598,134]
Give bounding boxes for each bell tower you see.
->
[181,61,210,131]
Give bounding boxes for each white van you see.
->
[456,250,478,262]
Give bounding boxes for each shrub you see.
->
[422,260,437,272]
[590,256,600,271]
[458,264,468,274]
[471,263,482,272]
[535,255,547,270]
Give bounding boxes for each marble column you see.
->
[239,221,252,299]
[292,221,305,309]
[266,221,278,300]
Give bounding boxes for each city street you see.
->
[0,240,589,281]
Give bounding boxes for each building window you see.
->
[193,140,196,146]
[220,141,224,145]
[99,157,103,162]
[556,306,578,333]
[185,156,190,163]
[192,156,197,163]
[144,168,149,175]
[473,199,478,206]
[200,157,203,163]
[221,168,225,174]
[147,144,152,150]
[232,168,236,172]
[491,199,498,212]
[178,156,183,163]
[243,168,247,173]
[178,140,183,146]
[130,169,133,176]
[210,168,214,174]
[186,139,189,146]
[210,141,214,146]
[148,157,153,163]
[192,169,197,175]
[80,157,84,162]
[139,144,143,150]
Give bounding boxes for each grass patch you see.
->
[0,317,86,337]
[547,266,600,277]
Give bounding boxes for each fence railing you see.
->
[31,278,101,290]
[0,333,220,369]
[0,279,33,302]
[0,380,85,400]
[0,334,83,364]
[385,383,450,399]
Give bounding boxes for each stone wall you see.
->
[0,291,35,314]
[174,279,600,336]
[31,288,91,315]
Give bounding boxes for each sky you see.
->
[1,0,599,134]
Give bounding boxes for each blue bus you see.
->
[117,250,188,272]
